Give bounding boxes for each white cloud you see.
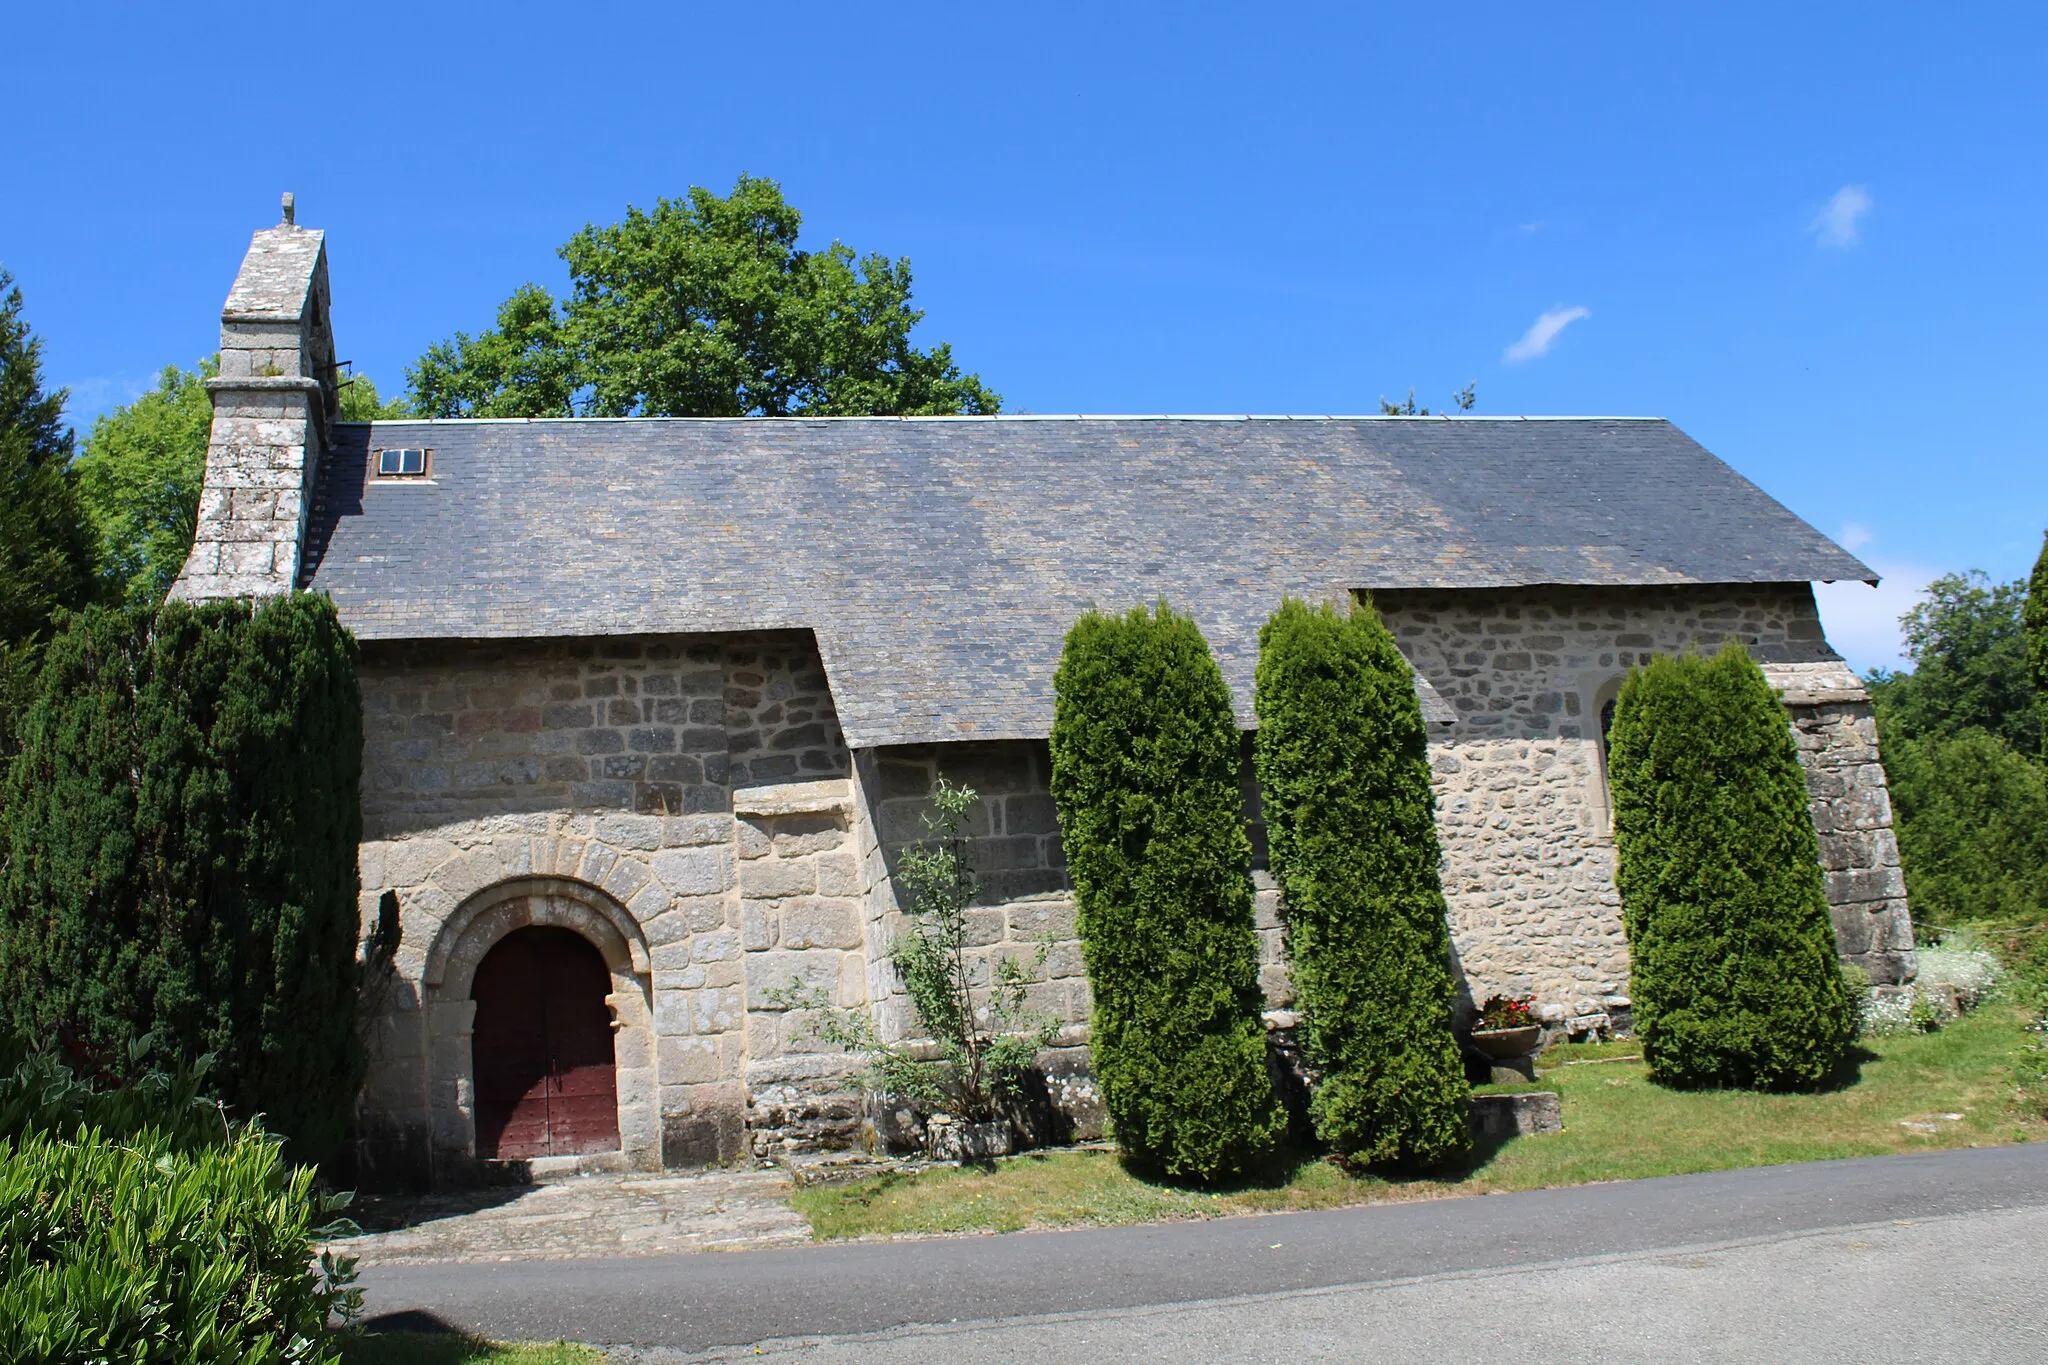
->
[59,373,156,429]
[1502,306,1590,364]
[1838,521,1873,552]
[1813,554,1938,674]
[1810,185,1872,248]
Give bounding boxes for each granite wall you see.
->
[351,584,1913,1181]
[352,630,855,1185]
[1377,582,1913,1038]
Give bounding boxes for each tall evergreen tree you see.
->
[2027,531,2048,750]
[1049,603,1282,1182]
[0,267,99,736]
[1253,598,1469,1166]
[0,594,365,1165]
[1607,645,1856,1090]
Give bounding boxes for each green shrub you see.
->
[1252,598,1470,1166]
[0,1032,228,1150]
[0,593,365,1165]
[1882,729,2048,931]
[1607,645,1856,1090]
[1049,603,1283,1181]
[772,779,1057,1135]
[0,1039,356,1364]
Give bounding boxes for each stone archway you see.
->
[421,876,658,1176]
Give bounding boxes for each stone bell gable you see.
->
[168,207,1915,1185]
[171,193,338,602]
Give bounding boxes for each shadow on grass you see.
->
[1108,1122,1520,1197]
[1619,1041,1878,1099]
[337,1314,501,1364]
[1819,1042,1879,1093]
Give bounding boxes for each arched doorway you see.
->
[471,925,621,1159]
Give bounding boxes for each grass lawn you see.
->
[792,1002,2048,1240]
[332,1335,599,1365]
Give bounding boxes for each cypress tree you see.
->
[1049,603,1283,1181]
[0,593,365,1164]
[1253,598,1469,1165]
[1607,645,1856,1090]
[0,267,100,743]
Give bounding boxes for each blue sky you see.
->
[5,3,2042,670]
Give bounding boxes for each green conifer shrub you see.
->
[1606,645,1856,1090]
[0,593,365,1165]
[0,268,101,749]
[1252,598,1470,1165]
[1048,603,1283,1182]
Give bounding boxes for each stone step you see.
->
[1468,1091,1563,1140]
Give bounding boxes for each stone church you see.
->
[174,208,1914,1186]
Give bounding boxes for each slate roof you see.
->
[304,416,1874,748]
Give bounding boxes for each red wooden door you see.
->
[471,926,620,1160]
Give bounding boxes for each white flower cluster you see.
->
[1858,939,2005,1039]
[1915,942,2004,1011]
[1860,989,1929,1038]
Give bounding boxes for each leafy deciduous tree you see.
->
[1378,382,1476,415]
[1884,730,2048,931]
[73,360,214,609]
[407,284,575,419]
[337,370,409,422]
[408,176,998,419]
[1867,570,2039,758]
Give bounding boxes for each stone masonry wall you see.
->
[1376,583,1913,1038]
[1770,662,1917,986]
[837,739,1293,1150]
[353,588,1909,1179]
[353,631,854,1184]
[862,742,1083,1042]
[735,780,870,1158]
[360,633,847,833]
[173,219,339,602]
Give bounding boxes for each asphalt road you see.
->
[362,1143,2048,1356]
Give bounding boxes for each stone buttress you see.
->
[171,195,338,602]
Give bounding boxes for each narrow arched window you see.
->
[1591,679,1624,832]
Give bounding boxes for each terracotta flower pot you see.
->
[1469,1025,1541,1060]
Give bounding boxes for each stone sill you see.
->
[882,1026,1090,1062]
[1778,689,1870,706]
[479,1150,626,1185]
[205,375,323,394]
[733,780,852,818]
